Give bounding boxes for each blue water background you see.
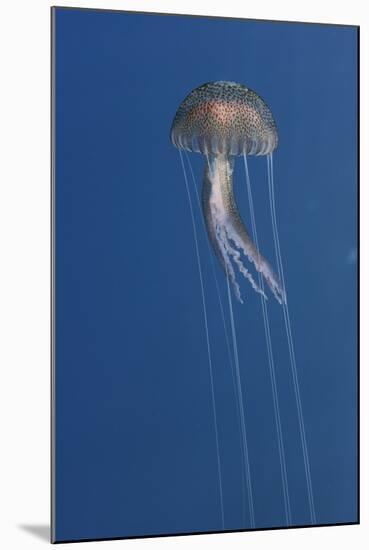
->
[54,8,358,541]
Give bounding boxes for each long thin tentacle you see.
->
[243,154,292,525]
[267,153,317,524]
[178,150,225,529]
[225,269,256,528]
[185,152,248,525]
[199,153,256,527]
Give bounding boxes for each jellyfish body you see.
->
[171,82,316,528]
[171,81,284,304]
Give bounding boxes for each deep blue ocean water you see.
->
[54,8,358,541]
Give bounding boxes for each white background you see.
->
[0,1,366,548]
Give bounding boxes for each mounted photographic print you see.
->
[51,6,359,543]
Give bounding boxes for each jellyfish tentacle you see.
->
[202,153,284,303]
[179,151,225,529]
[185,152,249,525]
[267,154,316,524]
[225,267,256,529]
[243,153,292,525]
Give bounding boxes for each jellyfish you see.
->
[171,81,284,305]
[171,81,316,529]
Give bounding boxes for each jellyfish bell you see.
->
[171,80,278,156]
[171,81,284,304]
